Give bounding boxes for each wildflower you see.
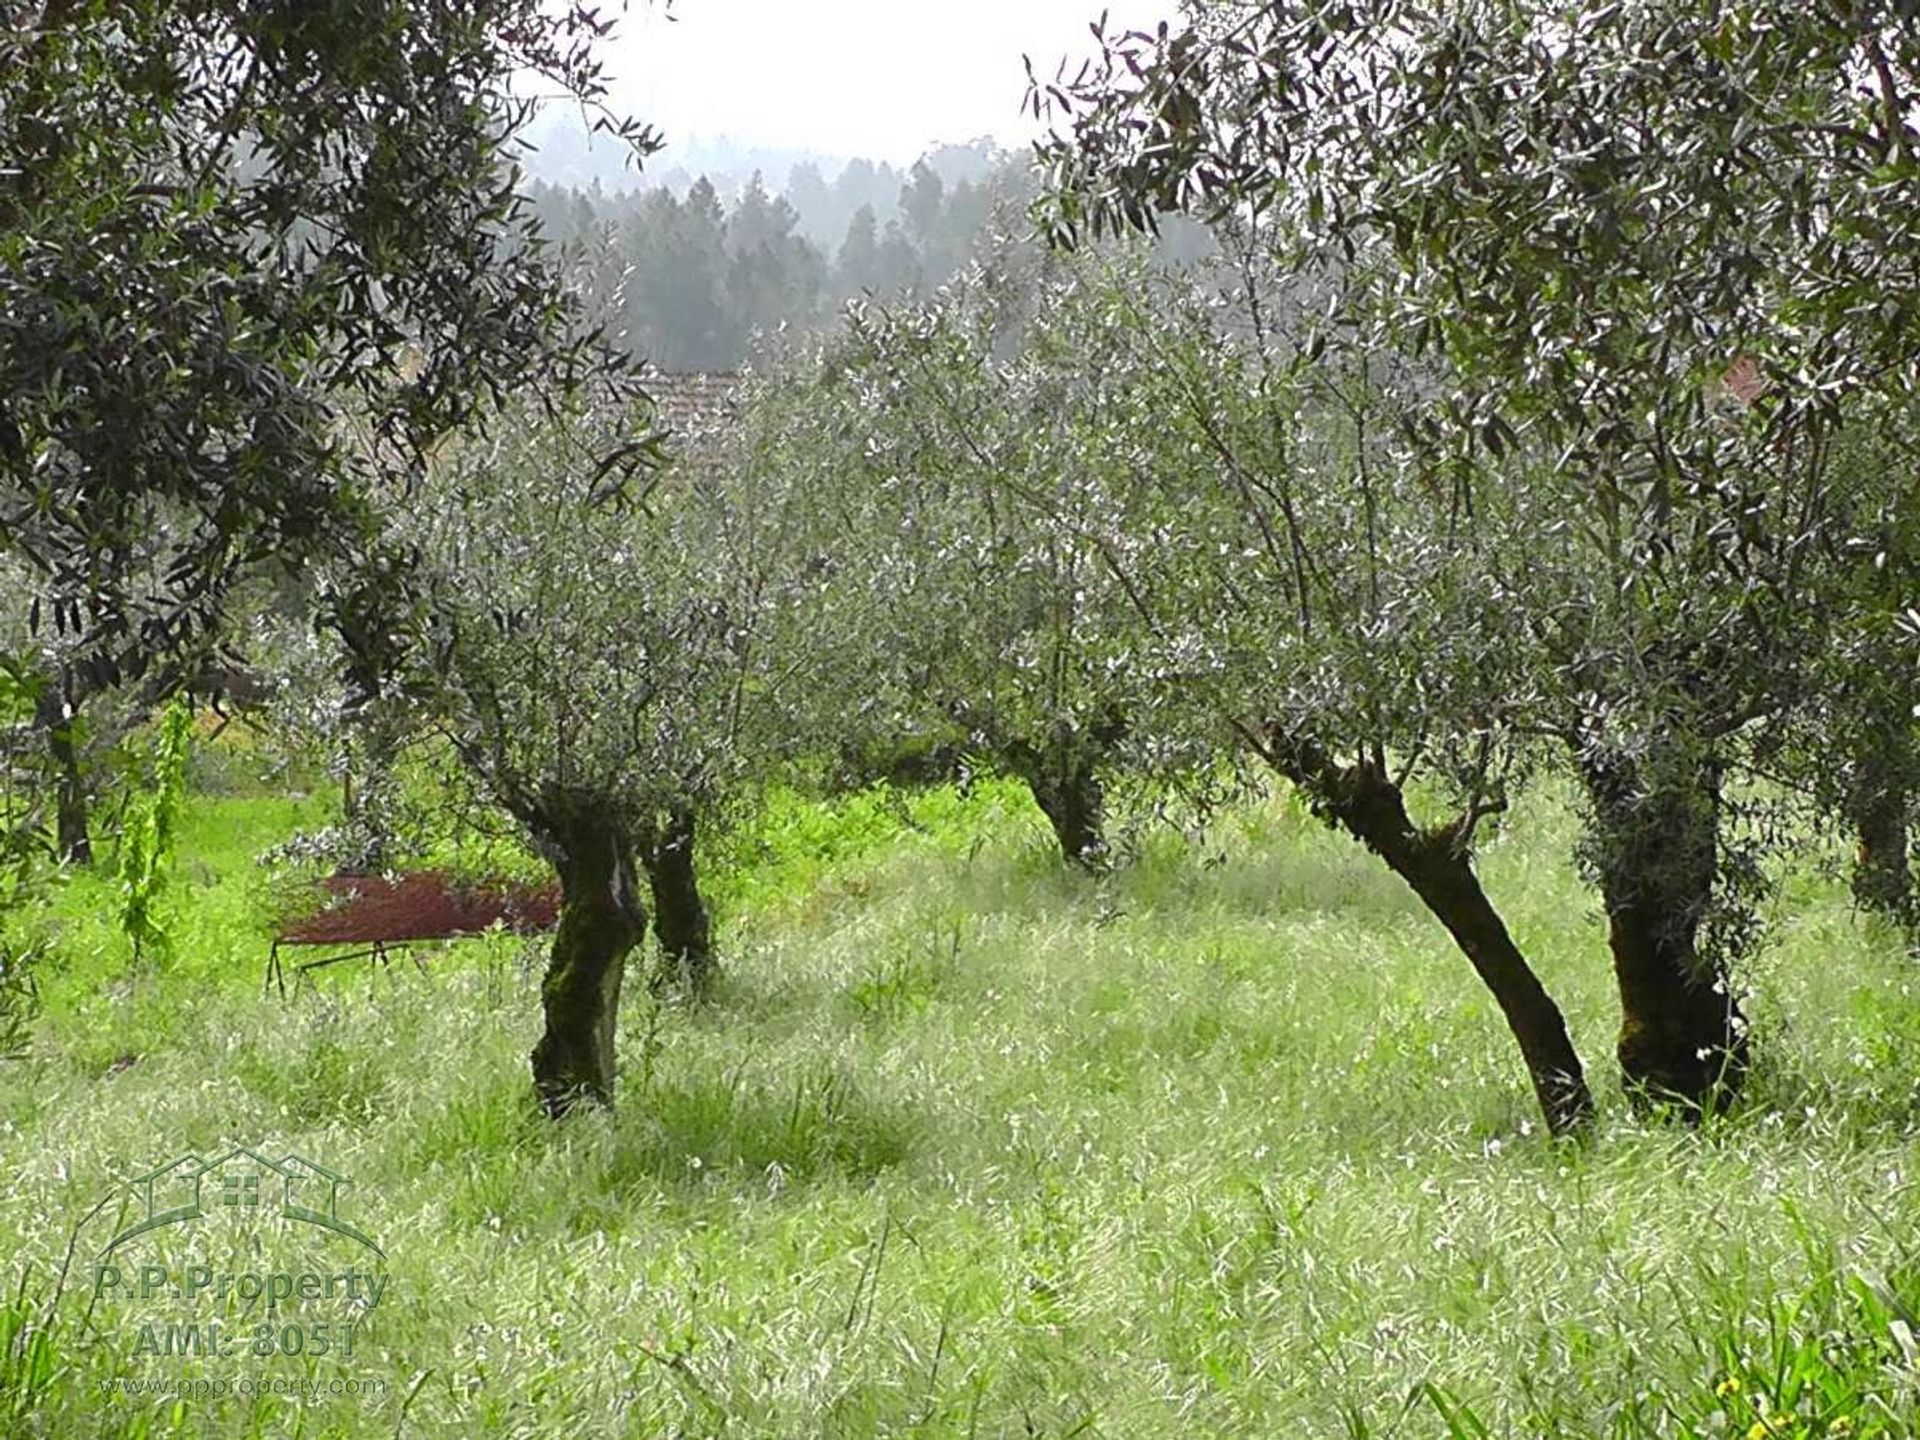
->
[1828,1420,1853,1436]
[1717,1377,1743,1398]
[1746,1415,1796,1440]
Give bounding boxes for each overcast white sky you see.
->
[605,1,1175,163]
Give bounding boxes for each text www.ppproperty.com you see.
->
[101,1376,388,1400]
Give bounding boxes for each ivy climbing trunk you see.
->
[642,804,714,994]
[530,812,647,1118]
[1263,735,1593,1136]
[1580,749,1748,1115]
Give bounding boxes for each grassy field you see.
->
[3,763,1919,1438]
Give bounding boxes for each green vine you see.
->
[117,698,194,965]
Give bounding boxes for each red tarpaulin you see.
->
[277,871,560,946]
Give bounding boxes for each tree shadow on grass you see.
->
[422,1059,919,1242]
[604,1059,919,1196]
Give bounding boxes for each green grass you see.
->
[3,769,1919,1438]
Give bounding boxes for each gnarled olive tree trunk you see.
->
[1265,734,1593,1137]
[641,804,714,994]
[1004,711,1125,869]
[1580,748,1748,1116]
[1023,757,1108,868]
[530,811,647,1117]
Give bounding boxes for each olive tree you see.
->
[399,390,815,1115]
[1034,0,1920,1114]
[1049,245,1597,1135]
[743,247,1168,867]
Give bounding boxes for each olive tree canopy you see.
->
[1,0,660,695]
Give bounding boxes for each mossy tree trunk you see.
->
[529,809,647,1118]
[642,803,714,994]
[1580,749,1748,1116]
[1262,733,1593,1137]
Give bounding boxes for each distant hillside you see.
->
[517,121,1211,375]
[519,107,847,199]
[519,107,1006,235]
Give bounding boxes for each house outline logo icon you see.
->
[104,1145,384,1258]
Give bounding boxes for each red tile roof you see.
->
[642,370,741,443]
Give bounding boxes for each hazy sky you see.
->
[604,1,1175,163]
